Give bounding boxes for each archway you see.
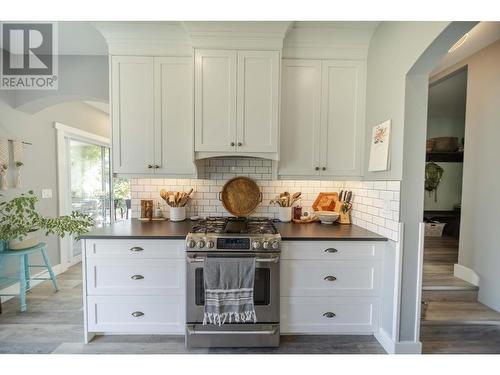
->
[398,21,478,350]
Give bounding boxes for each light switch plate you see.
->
[41,189,52,199]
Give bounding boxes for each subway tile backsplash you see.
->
[130,157,401,241]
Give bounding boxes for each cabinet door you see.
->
[278,60,321,176]
[111,56,155,174]
[236,51,280,153]
[320,60,365,176]
[194,49,237,152]
[154,57,196,175]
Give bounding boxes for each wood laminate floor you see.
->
[0,264,384,355]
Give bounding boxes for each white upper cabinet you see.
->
[112,56,155,174]
[279,59,366,178]
[320,60,365,176]
[111,56,195,176]
[154,57,196,175]
[194,49,280,157]
[236,51,280,153]
[194,50,237,152]
[279,60,322,176]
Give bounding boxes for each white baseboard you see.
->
[454,264,480,286]
[0,263,66,304]
[374,328,422,354]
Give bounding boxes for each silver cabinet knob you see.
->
[271,241,280,250]
[323,312,336,318]
[154,165,160,169]
[262,241,270,250]
[237,142,242,146]
[131,311,144,317]
[315,167,320,171]
[130,247,144,252]
[206,240,215,249]
[322,167,326,171]
[131,275,144,280]
[197,240,205,249]
[187,240,196,248]
[147,164,153,169]
[252,241,261,249]
[230,142,235,146]
[324,248,338,253]
[324,275,337,282]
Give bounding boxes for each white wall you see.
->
[454,40,500,311]
[0,99,109,279]
[364,22,450,181]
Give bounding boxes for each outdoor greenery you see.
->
[0,190,94,242]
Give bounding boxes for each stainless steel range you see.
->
[185,216,281,348]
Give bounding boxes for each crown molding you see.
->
[183,21,293,50]
[92,21,193,56]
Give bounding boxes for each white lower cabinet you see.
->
[281,297,379,334]
[83,239,186,340]
[87,295,185,334]
[280,241,384,334]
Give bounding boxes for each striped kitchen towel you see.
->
[203,256,257,326]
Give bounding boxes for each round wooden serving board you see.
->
[220,176,262,217]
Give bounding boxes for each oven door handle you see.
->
[187,256,279,264]
[186,327,278,335]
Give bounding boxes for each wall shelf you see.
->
[426,151,464,163]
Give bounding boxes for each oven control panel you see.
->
[186,234,281,251]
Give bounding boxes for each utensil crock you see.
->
[169,206,186,222]
[278,207,293,222]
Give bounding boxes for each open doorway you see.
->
[420,30,500,329]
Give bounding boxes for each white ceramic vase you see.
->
[278,207,292,222]
[9,230,40,250]
[170,206,186,222]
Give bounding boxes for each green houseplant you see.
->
[0,190,94,250]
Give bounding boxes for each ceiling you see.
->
[56,21,379,55]
[428,68,467,118]
[58,21,108,55]
[431,22,500,76]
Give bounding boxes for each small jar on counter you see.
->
[293,205,302,220]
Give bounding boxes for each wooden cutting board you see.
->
[312,192,339,212]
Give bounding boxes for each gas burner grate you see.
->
[191,216,277,235]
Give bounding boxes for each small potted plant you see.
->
[0,191,94,250]
[270,192,301,222]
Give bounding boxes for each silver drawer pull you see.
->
[131,311,144,317]
[187,256,279,264]
[187,327,277,336]
[323,312,336,318]
[131,274,144,280]
[324,275,337,282]
[324,248,338,253]
[130,247,144,252]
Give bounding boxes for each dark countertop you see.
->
[82,219,387,241]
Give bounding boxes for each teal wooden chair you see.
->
[0,241,59,312]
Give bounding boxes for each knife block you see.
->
[339,208,351,224]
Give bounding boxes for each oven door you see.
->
[186,252,280,324]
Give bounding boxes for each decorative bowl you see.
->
[315,211,340,225]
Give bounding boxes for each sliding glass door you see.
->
[67,139,112,260]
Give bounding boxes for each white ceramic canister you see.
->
[278,206,293,223]
[169,206,186,222]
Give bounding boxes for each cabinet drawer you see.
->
[85,239,184,259]
[281,241,384,261]
[280,296,379,334]
[281,260,381,297]
[87,295,185,334]
[86,258,184,296]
